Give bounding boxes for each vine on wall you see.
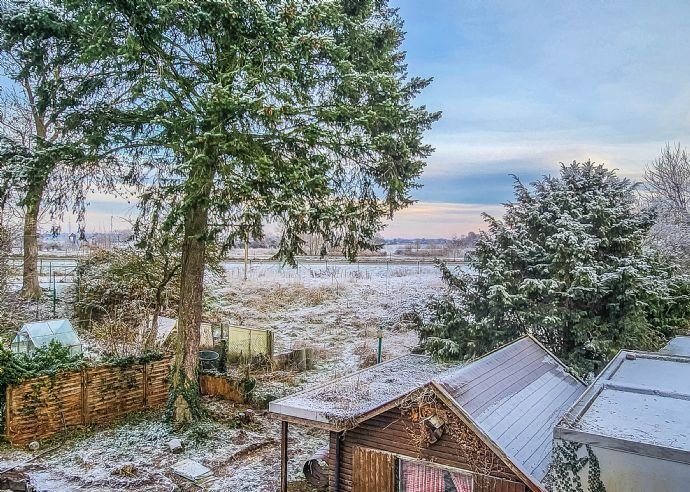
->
[546,441,606,492]
[399,388,514,486]
[0,342,164,437]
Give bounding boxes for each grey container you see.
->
[199,350,219,370]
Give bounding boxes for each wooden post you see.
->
[244,238,249,281]
[143,362,150,408]
[5,386,11,442]
[281,420,288,492]
[293,348,307,372]
[333,431,342,492]
[305,347,314,370]
[81,367,89,426]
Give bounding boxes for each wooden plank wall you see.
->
[329,406,528,492]
[351,446,395,492]
[5,358,172,445]
[199,374,247,403]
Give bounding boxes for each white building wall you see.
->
[556,440,690,492]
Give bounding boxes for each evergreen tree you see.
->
[51,0,440,423]
[420,162,690,375]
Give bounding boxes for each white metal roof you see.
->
[556,350,690,464]
[16,319,80,349]
[659,336,690,357]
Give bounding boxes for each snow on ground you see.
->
[212,260,446,378]
[0,260,448,491]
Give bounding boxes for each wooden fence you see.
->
[4,357,172,445]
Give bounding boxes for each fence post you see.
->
[81,366,89,426]
[52,272,57,317]
[5,385,12,442]
[143,362,149,408]
[248,329,253,363]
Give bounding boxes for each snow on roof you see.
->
[270,334,585,484]
[17,319,80,349]
[435,336,586,483]
[269,355,447,427]
[659,336,690,357]
[556,351,690,462]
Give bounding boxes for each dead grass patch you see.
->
[239,285,340,312]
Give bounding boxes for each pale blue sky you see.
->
[19,0,690,237]
[384,0,690,237]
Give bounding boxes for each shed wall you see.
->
[554,440,690,492]
[328,405,529,492]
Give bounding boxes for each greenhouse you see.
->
[11,319,82,356]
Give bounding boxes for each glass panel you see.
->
[399,460,473,492]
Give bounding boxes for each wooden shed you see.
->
[270,336,585,492]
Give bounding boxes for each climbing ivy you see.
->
[0,342,164,437]
[101,351,165,368]
[547,441,606,492]
[0,341,83,435]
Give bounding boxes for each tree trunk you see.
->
[20,192,43,299]
[168,162,214,425]
[143,282,166,351]
[144,305,161,352]
[20,84,48,301]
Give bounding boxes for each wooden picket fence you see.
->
[4,357,172,445]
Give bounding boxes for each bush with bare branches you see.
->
[645,143,690,264]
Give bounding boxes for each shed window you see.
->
[398,460,473,492]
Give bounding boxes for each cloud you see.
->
[384,202,505,238]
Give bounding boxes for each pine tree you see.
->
[420,161,690,375]
[50,0,440,423]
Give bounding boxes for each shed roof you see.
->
[659,336,690,357]
[434,336,585,483]
[269,355,448,428]
[555,350,690,464]
[270,336,585,488]
[17,319,80,349]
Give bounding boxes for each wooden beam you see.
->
[333,431,342,492]
[281,420,288,492]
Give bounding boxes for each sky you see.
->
[22,0,690,238]
[382,0,690,238]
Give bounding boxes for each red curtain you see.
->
[450,472,473,492]
[400,461,473,492]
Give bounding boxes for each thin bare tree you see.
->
[645,143,690,262]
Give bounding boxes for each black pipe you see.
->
[281,421,288,492]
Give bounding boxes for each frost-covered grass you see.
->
[0,404,326,492]
[0,260,445,491]
[212,260,444,379]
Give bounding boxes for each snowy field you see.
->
[0,259,454,491]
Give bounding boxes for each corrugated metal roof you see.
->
[436,337,585,483]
